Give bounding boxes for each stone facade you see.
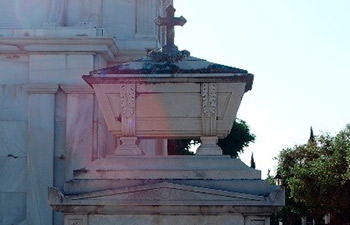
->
[0,1,170,224]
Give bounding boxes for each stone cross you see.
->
[155,5,187,52]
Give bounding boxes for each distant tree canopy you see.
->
[276,125,350,225]
[168,118,255,158]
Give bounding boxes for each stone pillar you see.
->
[61,85,95,180]
[135,0,157,38]
[25,84,58,225]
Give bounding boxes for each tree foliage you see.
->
[250,153,256,168]
[168,118,255,157]
[218,119,255,158]
[276,125,350,225]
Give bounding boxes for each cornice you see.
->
[0,37,118,61]
[60,84,94,94]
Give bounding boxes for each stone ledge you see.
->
[0,37,118,61]
[60,84,95,94]
[23,84,59,94]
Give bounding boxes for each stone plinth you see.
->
[50,155,284,225]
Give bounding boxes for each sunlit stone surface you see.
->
[0,1,170,224]
[0,1,284,224]
[49,5,283,225]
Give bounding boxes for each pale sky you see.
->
[175,0,350,178]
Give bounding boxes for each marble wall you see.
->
[0,1,171,224]
[0,0,168,40]
[0,85,28,225]
[0,55,117,225]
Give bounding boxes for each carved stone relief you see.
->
[120,84,135,118]
[201,83,217,117]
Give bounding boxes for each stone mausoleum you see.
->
[0,1,283,225]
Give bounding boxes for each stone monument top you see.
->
[50,5,284,225]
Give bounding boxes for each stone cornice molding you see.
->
[0,37,118,61]
[23,84,59,94]
[60,84,94,94]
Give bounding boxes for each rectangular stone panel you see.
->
[0,85,28,121]
[0,54,28,84]
[29,55,66,83]
[102,0,136,39]
[97,106,116,158]
[0,156,27,192]
[1,192,26,225]
[66,55,93,84]
[88,214,244,225]
[66,94,94,179]
[0,121,27,157]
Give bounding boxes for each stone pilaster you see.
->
[116,84,143,155]
[24,84,58,225]
[135,0,157,38]
[61,85,95,180]
[197,83,222,155]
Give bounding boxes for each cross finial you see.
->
[155,5,187,53]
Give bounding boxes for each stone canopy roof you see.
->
[90,50,249,75]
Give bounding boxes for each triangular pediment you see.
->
[65,182,266,205]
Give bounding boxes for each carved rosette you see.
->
[201,83,217,117]
[120,84,135,118]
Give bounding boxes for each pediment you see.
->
[64,182,266,205]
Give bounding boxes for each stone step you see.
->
[73,155,261,180]
[85,155,251,170]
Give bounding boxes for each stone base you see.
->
[115,137,144,155]
[196,136,223,155]
[64,213,270,225]
[72,155,261,180]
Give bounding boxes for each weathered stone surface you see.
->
[73,156,261,180]
[90,55,250,75]
[97,106,116,158]
[0,54,28,84]
[66,55,94,83]
[1,192,26,225]
[0,85,28,121]
[0,121,27,157]
[89,214,245,225]
[29,55,93,84]
[27,92,56,225]
[101,0,136,39]
[29,55,66,83]
[65,94,94,179]
[64,178,276,197]
[0,156,27,192]
[85,81,247,143]
[55,90,67,122]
